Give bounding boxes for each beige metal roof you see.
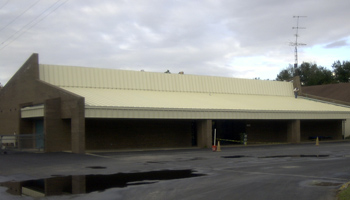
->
[63,87,350,119]
[39,64,293,96]
[36,64,350,119]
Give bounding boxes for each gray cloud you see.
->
[324,40,349,48]
[1,0,350,85]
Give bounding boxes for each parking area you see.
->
[1,142,350,200]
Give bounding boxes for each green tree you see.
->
[332,60,350,83]
[298,62,334,86]
[276,62,334,86]
[276,64,294,81]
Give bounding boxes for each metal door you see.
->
[35,120,44,149]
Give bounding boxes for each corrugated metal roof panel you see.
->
[39,64,293,96]
[38,64,350,119]
[61,87,350,119]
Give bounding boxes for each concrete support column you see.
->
[197,119,212,148]
[287,120,300,143]
[71,98,85,154]
[45,98,71,152]
[344,119,350,139]
[45,177,70,196]
[72,175,86,194]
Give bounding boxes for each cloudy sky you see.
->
[1,0,349,85]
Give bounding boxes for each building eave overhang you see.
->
[84,105,350,120]
[21,104,350,120]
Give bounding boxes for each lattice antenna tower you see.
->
[290,16,307,69]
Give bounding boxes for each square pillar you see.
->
[45,98,71,152]
[343,119,350,139]
[72,175,86,194]
[196,120,212,148]
[71,98,85,154]
[287,120,300,143]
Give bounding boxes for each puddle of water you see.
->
[0,169,205,197]
[259,155,329,158]
[221,156,249,159]
[146,157,206,164]
[86,166,107,169]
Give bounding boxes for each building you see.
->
[1,53,350,153]
[302,83,350,106]
[302,83,350,138]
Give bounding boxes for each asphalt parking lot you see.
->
[1,141,350,200]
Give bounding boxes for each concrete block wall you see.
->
[45,98,71,152]
[0,54,85,153]
[196,119,212,148]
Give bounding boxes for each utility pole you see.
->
[290,16,307,75]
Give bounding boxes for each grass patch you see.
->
[338,183,350,200]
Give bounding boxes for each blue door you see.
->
[35,120,44,149]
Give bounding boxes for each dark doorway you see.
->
[213,120,246,145]
[35,119,44,149]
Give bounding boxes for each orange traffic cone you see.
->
[217,141,221,151]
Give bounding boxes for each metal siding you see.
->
[85,107,350,120]
[61,65,68,86]
[67,66,74,87]
[62,87,350,118]
[85,68,92,88]
[98,69,105,88]
[39,64,293,96]
[143,72,150,90]
[21,105,44,118]
[113,69,121,89]
[38,64,350,120]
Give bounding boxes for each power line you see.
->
[0,0,9,9]
[0,0,62,47]
[0,0,41,33]
[0,0,69,51]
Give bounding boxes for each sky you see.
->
[0,0,350,85]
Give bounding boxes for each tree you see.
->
[298,62,334,86]
[276,62,334,86]
[332,60,350,83]
[276,64,294,81]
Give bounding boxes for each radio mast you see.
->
[290,16,307,73]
